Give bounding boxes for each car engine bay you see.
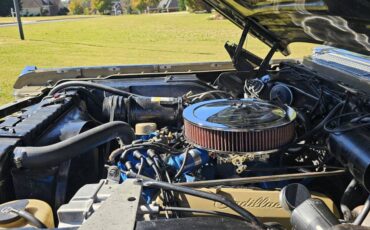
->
[0,48,370,229]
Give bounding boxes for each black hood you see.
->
[204,0,370,56]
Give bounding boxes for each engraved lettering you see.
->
[214,197,281,209]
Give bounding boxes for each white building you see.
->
[21,0,61,16]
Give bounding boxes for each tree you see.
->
[185,0,211,12]
[178,0,186,11]
[121,0,132,14]
[130,0,146,12]
[91,0,113,14]
[131,0,159,12]
[68,0,85,14]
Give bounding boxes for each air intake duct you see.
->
[183,99,296,153]
[328,128,370,192]
[102,96,182,127]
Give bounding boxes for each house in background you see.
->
[60,0,70,8]
[21,0,61,16]
[111,0,131,15]
[157,0,179,12]
[111,1,123,15]
[145,0,179,13]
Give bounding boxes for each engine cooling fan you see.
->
[183,99,296,153]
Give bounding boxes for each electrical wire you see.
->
[148,161,176,218]
[278,65,346,103]
[291,101,345,145]
[147,149,173,183]
[139,179,265,228]
[278,83,319,101]
[131,142,177,153]
[149,152,162,171]
[324,112,370,133]
[244,78,264,98]
[173,147,190,179]
[109,142,179,163]
[161,206,245,221]
[120,147,179,216]
[186,90,233,99]
[137,158,145,176]
[310,87,323,114]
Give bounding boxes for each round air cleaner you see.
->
[183,99,296,153]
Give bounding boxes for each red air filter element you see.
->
[183,99,296,153]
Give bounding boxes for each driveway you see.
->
[0,16,96,28]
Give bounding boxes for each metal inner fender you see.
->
[183,99,296,153]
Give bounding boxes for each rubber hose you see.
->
[48,81,141,97]
[13,121,135,169]
[341,179,357,221]
[353,195,370,225]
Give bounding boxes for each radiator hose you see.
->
[13,121,135,169]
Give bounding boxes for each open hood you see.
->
[204,0,370,56]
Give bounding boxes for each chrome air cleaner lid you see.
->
[183,99,296,153]
[184,99,296,131]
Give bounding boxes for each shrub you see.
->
[185,0,211,12]
[178,0,186,11]
[131,0,160,12]
[58,7,70,15]
[41,8,49,16]
[68,0,85,14]
[83,7,90,14]
[91,0,113,14]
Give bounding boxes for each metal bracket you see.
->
[226,21,279,74]
[79,179,142,230]
[256,42,279,77]
[225,22,265,71]
[233,22,251,67]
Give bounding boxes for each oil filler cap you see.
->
[279,183,311,212]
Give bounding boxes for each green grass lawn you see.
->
[0,12,315,105]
